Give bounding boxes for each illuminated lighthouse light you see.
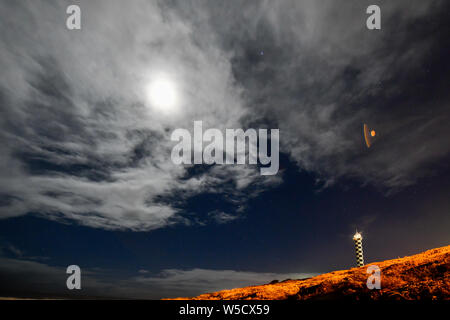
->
[353,232,364,267]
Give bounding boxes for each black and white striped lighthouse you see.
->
[353,232,364,267]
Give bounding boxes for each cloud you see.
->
[138,269,149,274]
[0,0,449,232]
[188,0,450,190]
[0,255,316,299]
[0,244,23,258]
[208,210,239,224]
[0,0,279,230]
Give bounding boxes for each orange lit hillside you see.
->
[170,245,450,300]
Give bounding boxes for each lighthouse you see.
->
[353,232,364,267]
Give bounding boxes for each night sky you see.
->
[0,0,449,299]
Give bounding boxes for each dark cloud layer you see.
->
[0,251,314,299]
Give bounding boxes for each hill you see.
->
[170,245,450,300]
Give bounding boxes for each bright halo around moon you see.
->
[145,77,179,114]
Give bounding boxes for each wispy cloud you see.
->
[0,1,279,230]
[209,0,450,190]
[208,210,239,224]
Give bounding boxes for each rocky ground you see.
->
[171,245,450,300]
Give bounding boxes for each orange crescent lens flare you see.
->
[363,124,376,148]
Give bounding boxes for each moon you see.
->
[145,77,178,114]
